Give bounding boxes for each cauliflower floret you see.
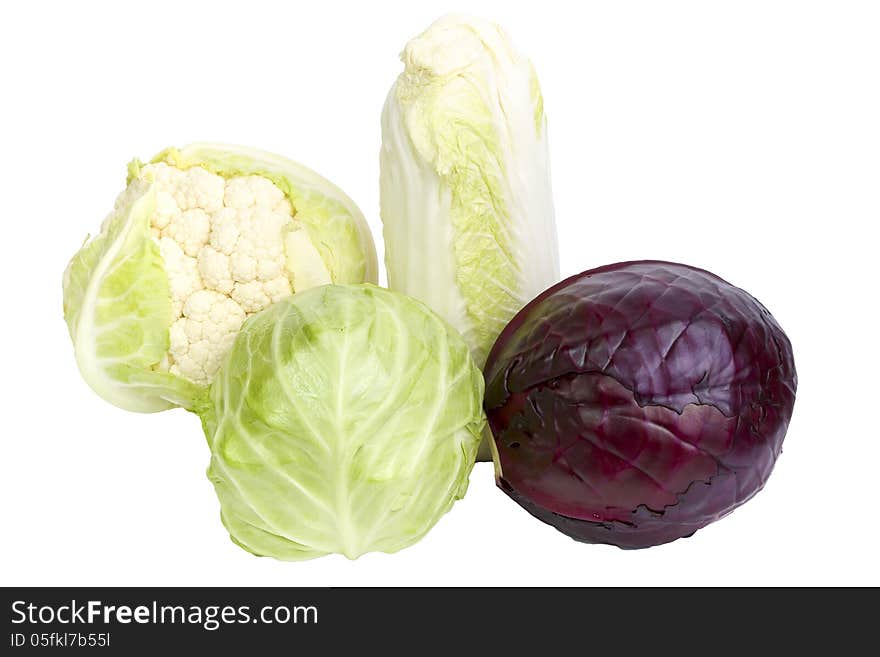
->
[223,177,256,209]
[250,207,289,244]
[167,291,246,385]
[164,208,211,257]
[198,246,234,294]
[230,246,258,283]
[209,207,241,255]
[139,162,324,387]
[264,276,294,304]
[157,237,203,318]
[231,281,270,313]
[152,191,179,230]
[147,162,185,189]
[248,175,285,208]
[173,167,225,212]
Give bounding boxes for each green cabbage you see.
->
[198,284,485,560]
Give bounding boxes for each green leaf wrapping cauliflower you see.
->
[63,144,377,412]
[199,284,485,560]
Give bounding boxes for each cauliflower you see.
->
[143,162,298,385]
[63,143,377,413]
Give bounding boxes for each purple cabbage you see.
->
[484,261,797,548]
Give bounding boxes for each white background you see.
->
[2,0,878,586]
